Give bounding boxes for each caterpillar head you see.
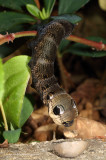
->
[48,93,78,127]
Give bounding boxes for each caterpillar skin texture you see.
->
[29,20,78,126]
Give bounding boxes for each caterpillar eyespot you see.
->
[47,92,54,100]
[53,105,65,115]
[29,19,78,126]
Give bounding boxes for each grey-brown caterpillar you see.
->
[29,19,78,127]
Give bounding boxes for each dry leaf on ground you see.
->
[0,139,8,148]
[64,117,106,139]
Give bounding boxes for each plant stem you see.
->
[0,100,8,131]
[0,31,37,45]
[0,31,106,51]
[34,0,40,9]
[67,35,106,50]
[15,31,37,38]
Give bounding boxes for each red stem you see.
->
[0,31,106,51]
[67,35,106,50]
[0,31,37,45]
[34,0,40,9]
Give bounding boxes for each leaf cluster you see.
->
[0,56,33,143]
[0,0,88,58]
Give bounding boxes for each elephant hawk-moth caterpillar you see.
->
[29,19,78,127]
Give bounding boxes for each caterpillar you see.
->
[29,19,78,127]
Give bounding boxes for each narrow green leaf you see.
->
[10,122,15,130]
[52,14,81,24]
[59,0,89,15]
[3,129,21,143]
[26,4,40,18]
[0,59,4,100]
[19,96,33,128]
[42,8,47,18]
[44,0,56,15]
[0,12,36,32]
[39,11,45,20]
[67,37,106,57]
[3,55,31,128]
[0,0,35,11]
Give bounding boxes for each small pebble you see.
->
[52,140,88,158]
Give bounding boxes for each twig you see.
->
[0,31,106,51]
[0,100,8,131]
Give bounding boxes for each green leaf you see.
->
[39,8,49,20]
[0,0,35,11]
[59,39,70,53]
[3,55,31,128]
[44,0,56,15]
[0,12,36,32]
[39,11,45,20]
[19,96,33,127]
[10,122,15,130]
[67,37,106,57]
[1,23,29,35]
[52,14,81,24]
[3,129,21,143]
[59,0,89,15]
[0,59,4,100]
[42,8,48,18]
[26,4,40,18]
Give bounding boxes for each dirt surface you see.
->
[0,139,105,160]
